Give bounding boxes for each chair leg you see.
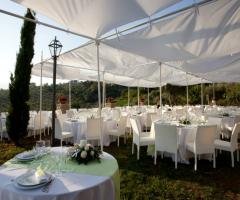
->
[231,151,234,168]
[61,139,63,147]
[213,151,216,168]
[161,152,164,159]
[117,136,119,147]
[194,153,197,171]
[132,143,134,154]
[154,150,157,165]
[137,146,140,160]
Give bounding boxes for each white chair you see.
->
[154,123,178,169]
[130,117,155,160]
[186,125,217,171]
[111,108,121,121]
[223,115,240,138]
[214,122,240,167]
[55,118,73,146]
[207,117,223,139]
[107,116,127,147]
[86,117,103,146]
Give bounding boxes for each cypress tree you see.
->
[6,9,36,146]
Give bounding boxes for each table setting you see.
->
[0,140,120,200]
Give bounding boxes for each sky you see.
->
[0,0,197,89]
[0,0,88,89]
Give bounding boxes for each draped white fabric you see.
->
[11,0,180,38]
[32,41,206,87]
[105,0,240,83]
[14,0,240,85]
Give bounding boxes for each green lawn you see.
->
[1,138,240,200]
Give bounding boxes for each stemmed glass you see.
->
[36,140,45,156]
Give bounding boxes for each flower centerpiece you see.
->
[69,141,102,165]
[179,118,191,125]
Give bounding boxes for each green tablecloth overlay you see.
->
[3,148,120,200]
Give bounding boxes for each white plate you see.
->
[15,171,52,187]
[15,152,37,161]
[14,180,49,190]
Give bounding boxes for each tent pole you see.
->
[186,73,189,120]
[148,88,150,106]
[128,87,130,106]
[102,72,105,108]
[201,81,203,111]
[39,51,43,141]
[159,63,162,119]
[138,87,140,107]
[96,41,103,151]
[69,81,71,109]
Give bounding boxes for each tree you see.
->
[6,9,36,146]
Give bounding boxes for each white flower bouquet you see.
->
[69,142,102,165]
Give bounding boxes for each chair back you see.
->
[195,125,217,154]
[154,123,178,154]
[112,108,121,121]
[207,117,222,139]
[130,117,141,144]
[55,118,63,140]
[230,122,240,150]
[234,115,240,124]
[117,115,127,135]
[86,117,102,140]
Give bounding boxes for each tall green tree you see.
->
[6,9,36,146]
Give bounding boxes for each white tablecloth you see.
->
[0,149,119,200]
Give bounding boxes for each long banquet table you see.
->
[0,147,120,200]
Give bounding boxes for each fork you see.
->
[41,177,55,193]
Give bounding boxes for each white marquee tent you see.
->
[10,0,240,149]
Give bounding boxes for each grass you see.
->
[1,137,240,200]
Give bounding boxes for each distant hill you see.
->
[0,81,240,112]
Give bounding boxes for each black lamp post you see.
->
[49,36,62,146]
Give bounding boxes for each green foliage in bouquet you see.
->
[179,119,191,125]
[69,144,102,165]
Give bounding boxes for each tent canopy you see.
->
[105,0,240,83]
[11,0,181,39]
[15,0,240,85]
[33,41,207,87]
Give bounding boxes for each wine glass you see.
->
[36,140,45,155]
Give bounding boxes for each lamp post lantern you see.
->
[49,36,62,146]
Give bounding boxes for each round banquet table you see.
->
[0,147,120,200]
